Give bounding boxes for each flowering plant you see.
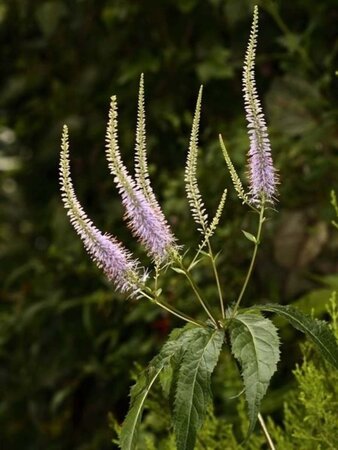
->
[59,6,338,450]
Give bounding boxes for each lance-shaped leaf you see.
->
[119,367,158,450]
[120,325,200,450]
[229,314,280,435]
[160,327,204,408]
[250,303,338,369]
[173,327,224,450]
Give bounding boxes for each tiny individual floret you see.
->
[105,95,178,262]
[60,125,142,294]
[243,5,278,204]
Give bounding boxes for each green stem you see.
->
[154,299,203,327]
[140,289,202,327]
[189,249,200,270]
[184,269,218,327]
[258,413,276,450]
[232,203,265,316]
[207,241,225,319]
[175,258,218,327]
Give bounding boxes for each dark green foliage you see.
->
[119,301,335,447]
[115,300,338,449]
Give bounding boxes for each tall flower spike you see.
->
[134,74,158,208]
[243,5,278,204]
[60,125,141,294]
[185,86,209,234]
[105,96,177,262]
[184,86,227,252]
[186,87,228,249]
[219,134,248,204]
[198,188,227,253]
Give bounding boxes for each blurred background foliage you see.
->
[0,0,337,448]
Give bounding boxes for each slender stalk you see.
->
[186,237,225,319]
[232,203,265,316]
[154,299,203,327]
[188,243,205,270]
[172,253,218,326]
[207,241,225,319]
[182,267,218,327]
[172,249,219,326]
[140,289,202,326]
[258,413,276,450]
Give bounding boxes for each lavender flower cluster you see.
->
[59,6,278,296]
[60,126,141,294]
[243,5,278,204]
[60,88,179,296]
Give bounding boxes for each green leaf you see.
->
[173,327,224,450]
[35,2,67,37]
[242,230,257,244]
[187,258,203,271]
[160,335,191,409]
[119,369,156,450]
[171,267,186,275]
[120,325,197,450]
[251,303,338,369]
[229,314,280,435]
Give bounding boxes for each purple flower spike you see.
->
[121,187,176,261]
[74,225,139,294]
[60,125,142,294]
[243,6,278,205]
[106,96,177,262]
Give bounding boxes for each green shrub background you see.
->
[0,0,337,448]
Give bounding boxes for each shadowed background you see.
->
[0,0,337,448]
